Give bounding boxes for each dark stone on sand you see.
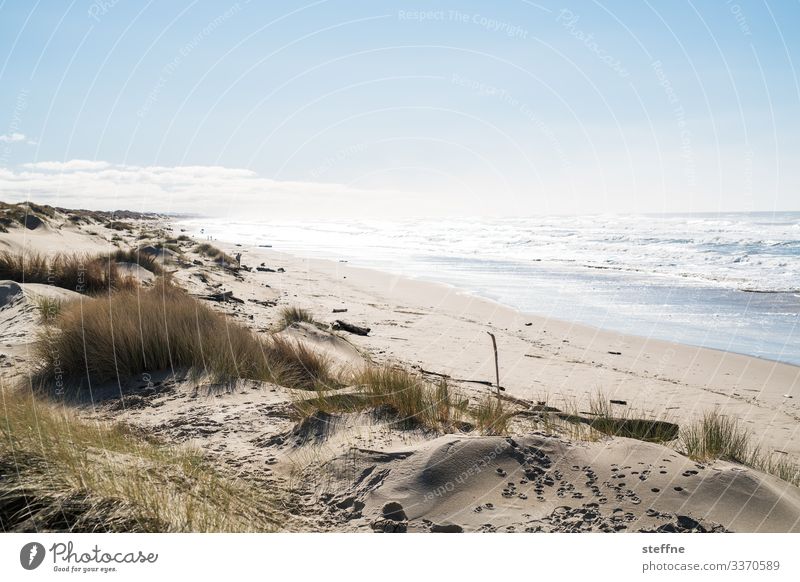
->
[336,497,355,509]
[676,515,700,530]
[430,523,463,533]
[381,501,407,521]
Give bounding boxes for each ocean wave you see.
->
[182,212,800,293]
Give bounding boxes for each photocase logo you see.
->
[20,542,46,570]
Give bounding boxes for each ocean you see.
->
[179,212,800,366]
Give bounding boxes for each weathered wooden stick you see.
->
[332,320,370,336]
[200,290,243,303]
[487,331,500,397]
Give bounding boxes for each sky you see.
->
[0,0,798,218]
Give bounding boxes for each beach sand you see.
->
[2,206,799,532]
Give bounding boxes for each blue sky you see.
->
[0,0,798,217]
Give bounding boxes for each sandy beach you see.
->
[2,203,799,533]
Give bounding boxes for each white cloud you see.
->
[0,159,431,218]
[0,132,28,143]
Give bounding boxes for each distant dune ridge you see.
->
[1,200,799,533]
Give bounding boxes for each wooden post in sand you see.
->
[487,332,500,398]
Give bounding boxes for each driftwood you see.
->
[332,320,370,336]
[417,367,505,392]
[248,298,277,308]
[332,308,348,313]
[487,332,501,397]
[257,267,276,272]
[201,291,243,304]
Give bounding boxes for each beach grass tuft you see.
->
[32,295,65,322]
[194,243,236,266]
[290,365,471,431]
[279,306,316,328]
[0,386,282,532]
[0,251,138,294]
[680,410,752,463]
[680,410,800,487]
[472,395,513,435]
[109,248,164,274]
[32,280,334,391]
[354,365,468,430]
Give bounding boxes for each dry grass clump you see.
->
[263,336,333,390]
[0,251,137,294]
[679,410,800,487]
[279,306,316,328]
[680,410,752,463]
[108,221,133,231]
[194,243,236,265]
[109,248,164,274]
[0,386,282,532]
[33,295,64,322]
[472,395,514,435]
[291,390,371,421]
[33,281,333,391]
[291,365,463,430]
[292,364,516,434]
[353,365,468,430]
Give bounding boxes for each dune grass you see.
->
[679,410,800,487]
[472,395,514,435]
[0,251,137,294]
[107,221,133,231]
[194,243,236,265]
[355,365,468,430]
[292,365,470,431]
[109,248,164,275]
[680,410,752,463]
[33,280,333,391]
[32,295,64,322]
[0,385,282,532]
[279,306,316,328]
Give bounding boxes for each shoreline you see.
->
[179,216,800,368]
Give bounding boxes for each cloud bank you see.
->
[0,160,423,218]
